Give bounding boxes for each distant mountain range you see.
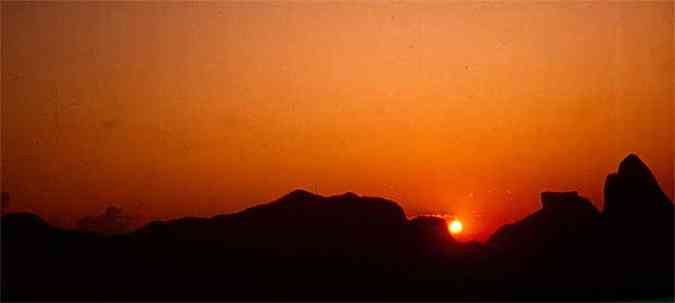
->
[2,154,672,301]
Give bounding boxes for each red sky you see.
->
[2,1,673,240]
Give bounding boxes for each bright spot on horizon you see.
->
[449,219,463,235]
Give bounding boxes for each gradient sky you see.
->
[2,1,673,240]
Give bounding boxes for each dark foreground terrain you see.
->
[2,154,673,301]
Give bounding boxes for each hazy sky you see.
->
[2,1,673,240]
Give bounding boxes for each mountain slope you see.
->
[1,154,673,301]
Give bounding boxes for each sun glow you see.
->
[449,219,463,235]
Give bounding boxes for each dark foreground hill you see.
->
[2,154,673,301]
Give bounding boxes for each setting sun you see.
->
[449,219,463,235]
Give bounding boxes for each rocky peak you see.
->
[617,153,657,181]
[603,154,672,217]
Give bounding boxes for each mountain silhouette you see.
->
[134,190,413,252]
[604,153,673,227]
[1,154,673,301]
[484,154,673,299]
[602,154,674,297]
[487,191,601,253]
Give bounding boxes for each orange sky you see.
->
[2,1,673,240]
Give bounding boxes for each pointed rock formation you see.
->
[604,154,672,221]
[601,154,673,290]
[602,153,673,263]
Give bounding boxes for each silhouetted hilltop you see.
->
[275,188,324,203]
[1,212,101,244]
[488,154,673,255]
[134,190,410,251]
[487,191,600,253]
[2,212,49,229]
[1,154,673,301]
[1,212,53,241]
[602,154,673,244]
[602,154,674,296]
[540,191,599,214]
[604,153,673,223]
[484,154,673,299]
[236,189,406,226]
